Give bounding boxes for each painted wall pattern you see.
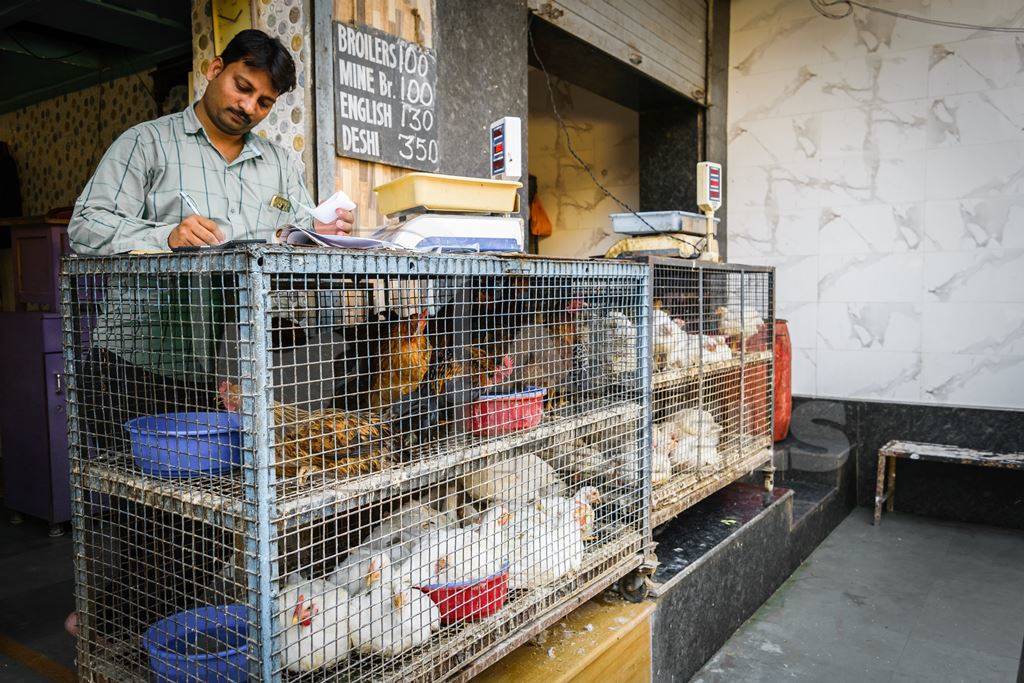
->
[528,68,640,258]
[0,72,180,216]
[727,0,1024,410]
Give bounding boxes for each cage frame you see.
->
[621,255,775,529]
[61,244,655,682]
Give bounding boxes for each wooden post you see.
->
[886,456,897,513]
[873,452,887,525]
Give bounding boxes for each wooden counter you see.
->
[475,596,655,683]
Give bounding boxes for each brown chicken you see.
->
[429,346,515,396]
[218,382,391,483]
[333,309,432,414]
[505,298,587,407]
[367,309,431,411]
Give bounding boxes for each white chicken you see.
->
[700,334,734,363]
[277,574,351,673]
[538,486,602,541]
[507,496,585,590]
[466,504,516,575]
[605,311,638,375]
[402,526,478,586]
[652,425,676,485]
[348,580,440,656]
[661,408,722,471]
[402,505,514,587]
[652,308,691,370]
[716,306,764,341]
[355,501,454,569]
[461,453,564,504]
[327,551,394,597]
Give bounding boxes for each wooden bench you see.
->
[874,440,1024,525]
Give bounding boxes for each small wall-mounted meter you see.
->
[697,161,723,213]
[489,117,522,181]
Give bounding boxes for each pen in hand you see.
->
[171,190,224,247]
[178,190,203,217]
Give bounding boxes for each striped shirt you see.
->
[70,104,315,377]
[69,103,313,254]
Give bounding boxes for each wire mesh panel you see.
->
[61,245,651,682]
[641,257,774,528]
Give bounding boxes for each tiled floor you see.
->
[694,508,1024,682]
[0,512,75,682]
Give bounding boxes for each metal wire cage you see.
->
[638,257,775,528]
[60,245,652,682]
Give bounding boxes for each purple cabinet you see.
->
[0,314,70,525]
[6,217,68,312]
[0,217,71,530]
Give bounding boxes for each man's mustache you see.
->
[227,108,251,125]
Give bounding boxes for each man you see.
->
[69,29,353,450]
[70,29,352,251]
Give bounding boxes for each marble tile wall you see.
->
[727,0,1024,410]
[527,68,640,258]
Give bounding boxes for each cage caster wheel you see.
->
[9,512,23,525]
[618,571,650,603]
[48,523,65,538]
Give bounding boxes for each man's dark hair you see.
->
[221,29,296,94]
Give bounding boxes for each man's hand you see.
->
[314,208,355,235]
[167,215,225,248]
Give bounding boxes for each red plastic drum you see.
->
[773,320,792,442]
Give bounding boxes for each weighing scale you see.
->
[369,117,526,253]
[605,161,723,262]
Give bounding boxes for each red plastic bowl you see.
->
[467,388,546,436]
[418,565,510,624]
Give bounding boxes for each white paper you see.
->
[274,225,397,250]
[297,190,357,224]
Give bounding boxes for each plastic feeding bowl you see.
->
[468,387,546,436]
[418,563,510,624]
[125,411,241,477]
[142,605,249,683]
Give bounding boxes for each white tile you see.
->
[923,197,1024,251]
[729,62,849,122]
[727,161,824,213]
[816,349,921,401]
[922,302,1024,355]
[776,301,817,350]
[819,100,929,160]
[928,34,1024,98]
[727,207,820,258]
[791,347,817,396]
[743,254,818,303]
[927,88,1024,148]
[818,302,921,352]
[921,352,1024,410]
[730,0,819,33]
[818,253,924,303]
[924,249,1024,303]
[814,158,873,208]
[836,48,930,105]
[730,114,822,167]
[818,203,924,254]
[925,142,1024,201]
[730,14,860,77]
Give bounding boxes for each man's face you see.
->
[201,57,279,136]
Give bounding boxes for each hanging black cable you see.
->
[810,0,1024,33]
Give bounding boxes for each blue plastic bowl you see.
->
[142,605,249,683]
[125,412,241,478]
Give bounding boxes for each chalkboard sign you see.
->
[333,22,439,172]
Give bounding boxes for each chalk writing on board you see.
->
[333,22,440,172]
